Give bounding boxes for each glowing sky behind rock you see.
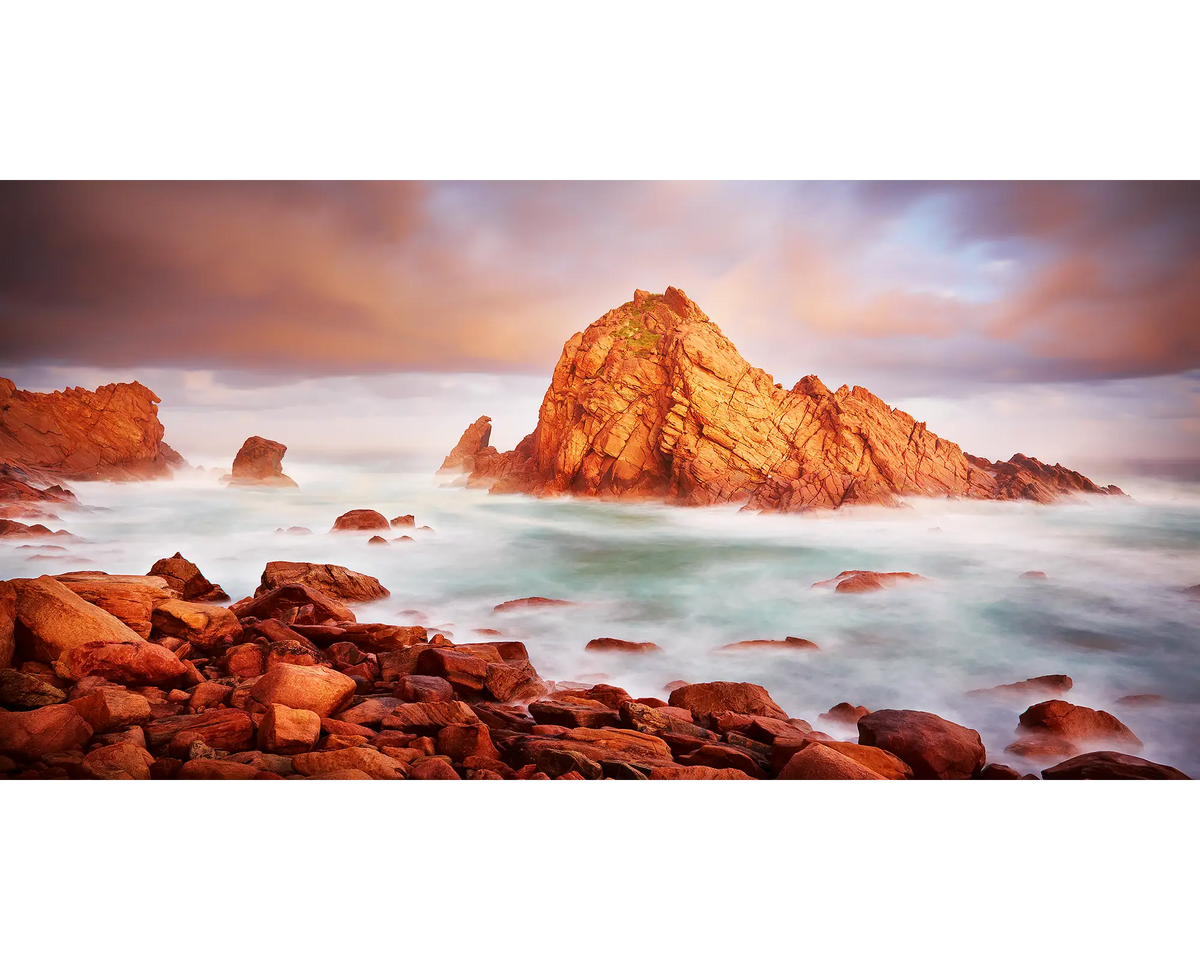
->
[1,181,1196,467]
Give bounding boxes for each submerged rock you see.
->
[812,570,926,593]
[719,636,819,652]
[968,675,1074,698]
[585,637,660,654]
[494,597,574,613]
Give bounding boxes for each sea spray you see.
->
[3,463,1197,776]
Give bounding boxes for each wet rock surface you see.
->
[1,560,1189,781]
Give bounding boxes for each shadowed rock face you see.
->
[440,288,1121,512]
[0,378,183,480]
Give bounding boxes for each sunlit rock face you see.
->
[0,377,183,481]
[439,416,492,473]
[444,288,1120,512]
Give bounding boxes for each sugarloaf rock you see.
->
[0,378,183,480]
[441,288,1121,512]
[224,436,297,487]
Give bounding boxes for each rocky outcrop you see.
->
[224,436,297,487]
[0,464,78,520]
[11,575,148,663]
[965,453,1124,503]
[3,560,1193,782]
[0,378,183,480]
[439,416,493,472]
[441,288,1121,512]
[255,561,390,603]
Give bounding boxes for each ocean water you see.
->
[4,463,1199,776]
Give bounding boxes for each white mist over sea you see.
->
[4,462,1199,776]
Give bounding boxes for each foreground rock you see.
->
[777,741,886,780]
[230,583,355,625]
[56,639,188,685]
[0,378,183,480]
[12,575,148,662]
[224,436,297,487]
[256,561,390,602]
[1,580,15,668]
[668,682,789,723]
[53,572,173,639]
[857,709,986,779]
[1041,751,1191,780]
[251,663,357,717]
[147,553,229,602]
[0,703,93,760]
[2,561,1189,783]
[440,288,1119,512]
[1017,700,1142,748]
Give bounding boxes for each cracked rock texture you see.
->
[0,377,183,481]
[445,288,1121,512]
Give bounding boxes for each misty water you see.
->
[4,463,1199,776]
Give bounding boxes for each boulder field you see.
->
[1,559,1186,780]
[439,287,1123,513]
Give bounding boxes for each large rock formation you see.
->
[441,287,1121,512]
[224,436,297,487]
[0,378,183,481]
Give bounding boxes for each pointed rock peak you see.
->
[632,289,653,307]
[440,416,493,472]
[794,375,831,397]
[663,286,698,318]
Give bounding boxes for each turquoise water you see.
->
[4,463,1198,776]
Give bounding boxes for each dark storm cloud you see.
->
[0,181,1197,389]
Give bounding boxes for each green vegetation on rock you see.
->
[614,311,662,358]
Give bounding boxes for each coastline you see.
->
[3,470,1196,780]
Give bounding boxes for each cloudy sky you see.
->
[2,181,1197,472]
